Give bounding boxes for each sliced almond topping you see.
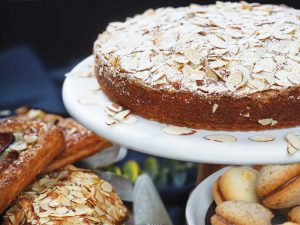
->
[258,118,277,126]
[257,33,271,40]
[101,182,113,193]
[11,143,27,151]
[27,109,44,119]
[209,60,227,69]
[105,117,117,126]
[106,103,123,112]
[204,134,237,143]
[287,54,300,62]
[183,49,202,65]
[113,110,131,122]
[287,143,298,155]
[122,115,138,125]
[249,134,275,142]
[162,125,196,136]
[212,104,219,113]
[24,134,38,143]
[105,108,117,117]
[78,97,99,105]
[206,68,219,81]
[208,35,228,49]
[286,133,300,150]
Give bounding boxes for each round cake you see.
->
[94,2,300,131]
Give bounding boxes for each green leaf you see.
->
[123,160,141,183]
[142,157,159,180]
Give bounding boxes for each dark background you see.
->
[1,0,300,68]
[0,1,300,224]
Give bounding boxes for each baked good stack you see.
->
[94,1,300,131]
[211,165,300,225]
[0,109,128,224]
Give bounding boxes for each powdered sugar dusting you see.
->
[94,2,300,96]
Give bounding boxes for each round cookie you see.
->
[213,167,258,205]
[211,200,273,225]
[256,164,300,209]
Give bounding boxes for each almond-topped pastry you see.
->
[289,206,300,224]
[3,166,128,225]
[211,200,273,225]
[0,118,65,213]
[256,164,300,209]
[94,1,300,131]
[15,107,112,173]
[213,167,258,205]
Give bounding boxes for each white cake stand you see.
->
[62,56,300,165]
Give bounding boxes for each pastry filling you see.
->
[262,174,300,200]
[217,177,227,202]
[0,131,38,161]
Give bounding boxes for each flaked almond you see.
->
[258,118,277,126]
[206,68,219,81]
[249,134,275,142]
[287,143,298,155]
[78,97,99,105]
[113,110,131,122]
[27,109,44,119]
[105,118,117,126]
[208,35,228,49]
[183,49,202,65]
[24,134,38,143]
[122,115,138,125]
[11,143,27,151]
[106,103,123,112]
[105,108,116,117]
[101,182,113,193]
[209,60,227,69]
[204,134,237,143]
[286,133,300,150]
[162,125,196,136]
[212,104,219,113]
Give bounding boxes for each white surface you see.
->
[63,56,300,164]
[186,167,229,225]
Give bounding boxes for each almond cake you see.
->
[94,1,300,130]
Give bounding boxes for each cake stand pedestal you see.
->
[63,56,300,225]
[62,56,300,167]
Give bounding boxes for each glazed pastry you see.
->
[256,164,300,209]
[15,107,112,173]
[0,118,65,213]
[289,206,300,224]
[3,165,128,225]
[211,200,273,225]
[213,167,258,205]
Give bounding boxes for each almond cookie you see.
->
[211,200,273,225]
[256,164,300,209]
[213,167,258,205]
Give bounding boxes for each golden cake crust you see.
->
[94,2,300,131]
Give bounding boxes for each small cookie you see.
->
[213,167,258,205]
[3,165,128,225]
[256,164,300,209]
[211,200,273,225]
